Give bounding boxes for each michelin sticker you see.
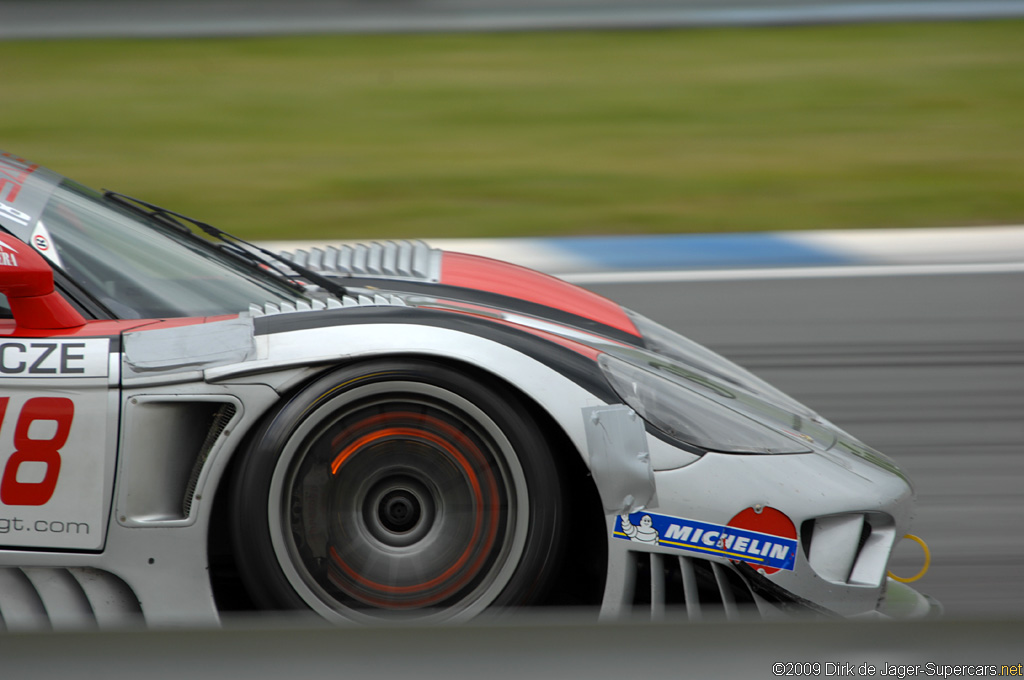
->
[614,511,798,572]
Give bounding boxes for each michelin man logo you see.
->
[619,514,659,544]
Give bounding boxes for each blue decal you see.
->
[613,511,797,572]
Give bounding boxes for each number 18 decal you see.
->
[0,396,74,506]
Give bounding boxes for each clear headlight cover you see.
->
[599,354,812,454]
[626,309,817,419]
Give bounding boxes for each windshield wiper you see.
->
[103,191,348,299]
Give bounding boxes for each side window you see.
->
[0,293,10,319]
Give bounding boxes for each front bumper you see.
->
[596,443,938,621]
[878,579,943,620]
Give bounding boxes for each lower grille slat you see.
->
[650,553,666,621]
[0,568,49,631]
[711,561,740,621]
[679,556,702,621]
[602,546,761,621]
[0,568,142,630]
[22,567,95,630]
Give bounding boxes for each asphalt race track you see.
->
[3,263,1019,675]
[583,266,1024,618]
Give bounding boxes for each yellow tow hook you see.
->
[887,534,931,583]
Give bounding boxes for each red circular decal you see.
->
[727,506,798,575]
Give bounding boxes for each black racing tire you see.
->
[229,358,565,622]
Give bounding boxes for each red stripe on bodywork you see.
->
[441,251,639,338]
[419,302,606,361]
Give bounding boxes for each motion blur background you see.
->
[2,0,1023,665]
[3,0,1024,241]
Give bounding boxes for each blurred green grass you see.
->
[3,21,1023,240]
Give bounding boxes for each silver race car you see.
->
[0,151,937,628]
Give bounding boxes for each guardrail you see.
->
[3,0,1024,39]
[2,614,1022,679]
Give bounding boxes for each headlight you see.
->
[599,354,812,454]
[626,309,816,418]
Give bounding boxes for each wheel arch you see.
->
[207,351,607,612]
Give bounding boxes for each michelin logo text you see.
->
[613,511,797,572]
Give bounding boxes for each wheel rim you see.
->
[267,381,530,622]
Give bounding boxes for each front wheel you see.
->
[230,359,564,622]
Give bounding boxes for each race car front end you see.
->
[0,147,940,627]
[582,313,940,621]
[274,241,941,622]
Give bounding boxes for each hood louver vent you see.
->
[281,240,441,283]
[248,294,407,318]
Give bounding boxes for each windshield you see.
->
[8,178,306,319]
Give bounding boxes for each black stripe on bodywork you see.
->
[344,277,643,346]
[254,304,710,458]
[253,305,619,403]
